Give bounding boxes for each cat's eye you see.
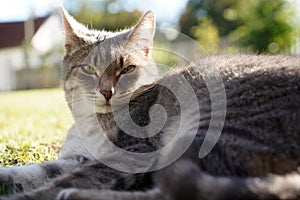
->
[80,65,97,75]
[121,65,136,75]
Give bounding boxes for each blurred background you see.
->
[0,0,299,92]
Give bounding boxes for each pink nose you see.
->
[100,90,112,101]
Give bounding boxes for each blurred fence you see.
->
[15,67,61,90]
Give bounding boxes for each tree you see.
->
[179,0,298,54]
[229,0,296,54]
[179,0,241,38]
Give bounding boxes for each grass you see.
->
[0,88,73,167]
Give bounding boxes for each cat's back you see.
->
[200,54,300,78]
[129,54,299,176]
[199,54,300,124]
[162,54,300,93]
[189,54,300,176]
[206,54,300,132]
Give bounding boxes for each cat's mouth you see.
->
[95,103,112,113]
[94,98,113,113]
[94,96,126,113]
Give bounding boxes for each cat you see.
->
[0,7,300,200]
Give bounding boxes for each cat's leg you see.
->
[0,156,87,195]
[56,188,162,200]
[156,159,300,200]
[0,161,151,200]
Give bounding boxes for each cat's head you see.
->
[61,7,158,116]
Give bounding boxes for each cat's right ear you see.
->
[60,6,89,54]
[128,10,156,57]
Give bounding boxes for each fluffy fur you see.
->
[0,8,299,200]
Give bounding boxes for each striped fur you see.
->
[0,156,87,195]
[1,54,300,200]
[0,8,300,200]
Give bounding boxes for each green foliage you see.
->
[179,3,198,38]
[0,89,73,166]
[179,0,298,54]
[191,18,219,53]
[179,0,241,38]
[229,0,296,54]
[69,0,141,30]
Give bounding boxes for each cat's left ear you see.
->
[128,10,156,57]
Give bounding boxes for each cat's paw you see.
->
[56,189,83,200]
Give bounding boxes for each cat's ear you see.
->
[60,6,91,53]
[128,10,156,57]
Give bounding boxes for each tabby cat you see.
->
[0,7,299,200]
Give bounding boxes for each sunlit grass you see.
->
[0,89,73,166]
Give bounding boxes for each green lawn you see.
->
[0,88,73,167]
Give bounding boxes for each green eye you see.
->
[121,65,136,75]
[81,65,96,75]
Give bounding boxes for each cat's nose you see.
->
[100,90,113,101]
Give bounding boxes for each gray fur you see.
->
[0,156,87,195]
[0,8,300,200]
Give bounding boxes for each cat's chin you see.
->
[95,105,112,114]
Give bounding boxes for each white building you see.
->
[0,12,63,91]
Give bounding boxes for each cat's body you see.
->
[0,8,300,200]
